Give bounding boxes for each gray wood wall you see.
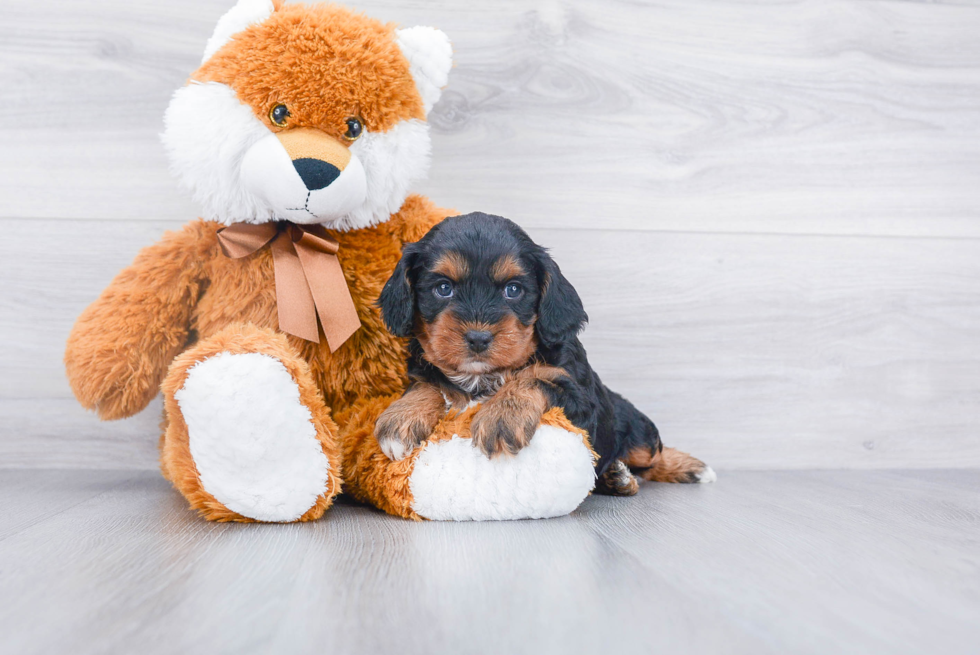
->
[2,0,979,470]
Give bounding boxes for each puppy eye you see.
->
[269,104,290,127]
[344,117,363,141]
[434,281,454,299]
[504,282,523,299]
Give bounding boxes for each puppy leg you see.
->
[471,364,565,458]
[594,459,640,496]
[375,383,448,460]
[626,446,717,484]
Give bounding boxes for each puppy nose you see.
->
[464,330,493,354]
[292,158,341,191]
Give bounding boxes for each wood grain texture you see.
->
[3,218,979,470]
[0,469,977,654]
[1,0,979,236]
[1,0,978,470]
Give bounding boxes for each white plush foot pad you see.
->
[408,425,597,521]
[175,352,330,522]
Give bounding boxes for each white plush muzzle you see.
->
[161,82,433,230]
[239,132,368,225]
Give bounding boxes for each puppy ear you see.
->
[378,242,421,338]
[536,254,588,347]
[395,27,453,115]
[201,0,279,64]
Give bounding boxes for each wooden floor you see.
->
[1,1,978,652]
[1,469,977,655]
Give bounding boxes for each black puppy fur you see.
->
[378,212,706,492]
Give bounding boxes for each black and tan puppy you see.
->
[376,212,714,494]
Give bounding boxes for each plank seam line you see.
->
[3,217,980,243]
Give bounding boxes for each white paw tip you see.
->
[697,466,717,484]
[379,437,408,461]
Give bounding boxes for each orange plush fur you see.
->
[160,324,341,522]
[65,196,449,418]
[65,196,452,520]
[340,400,597,521]
[195,3,425,137]
[64,3,599,523]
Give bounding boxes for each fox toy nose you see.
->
[276,127,351,191]
[465,330,493,354]
[292,158,341,191]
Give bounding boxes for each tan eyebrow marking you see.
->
[490,254,526,282]
[431,251,469,281]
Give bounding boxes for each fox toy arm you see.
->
[65,221,214,420]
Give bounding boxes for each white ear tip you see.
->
[396,26,453,115]
[202,0,276,64]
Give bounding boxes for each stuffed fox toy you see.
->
[64,0,597,522]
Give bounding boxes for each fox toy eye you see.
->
[344,117,363,141]
[269,104,290,127]
[504,282,523,299]
[434,280,454,299]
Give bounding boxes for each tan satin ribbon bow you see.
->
[216,221,361,351]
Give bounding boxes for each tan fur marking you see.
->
[627,446,708,483]
[470,363,568,458]
[506,362,568,385]
[490,254,525,282]
[374,383,448,456]
[277,128,352,170]
[418,313,538,381]
[438,385,471,412]
[430,251,469,281]
[484,315,537,371]
[416,311,473,375]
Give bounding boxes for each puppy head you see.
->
[379,213,588,378]
[161,1,452,231]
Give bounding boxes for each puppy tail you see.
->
[610,391,716,484]
[626,447,716,484]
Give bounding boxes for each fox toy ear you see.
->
[395,27,454,115]
[201,0,281,64]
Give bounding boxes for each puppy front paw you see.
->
[374,388,445,461]
[374,409,430,461]
[470,397,543,458]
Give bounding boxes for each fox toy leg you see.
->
[339,397,598,521]
[160,324,341,522]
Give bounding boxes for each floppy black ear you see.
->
[536,252,588,346]
[378,242,421,337]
